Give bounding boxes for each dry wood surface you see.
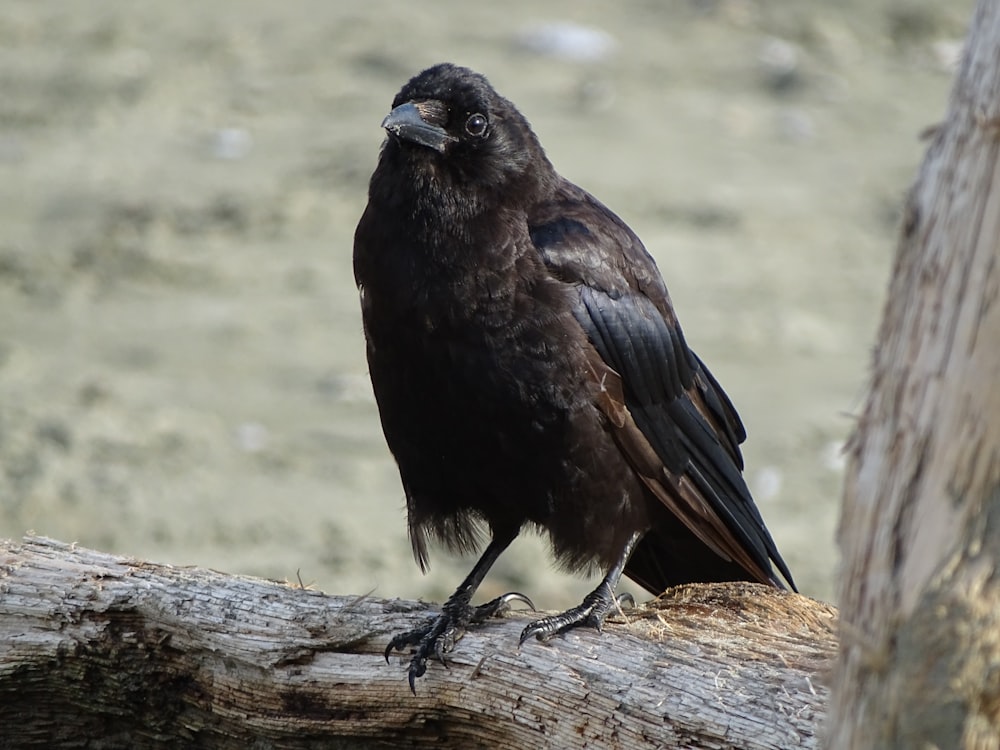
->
[0,536,836,749]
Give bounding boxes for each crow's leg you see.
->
[520,531,641,644]
[385,530,519,692]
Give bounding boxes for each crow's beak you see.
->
[382,102,454,154]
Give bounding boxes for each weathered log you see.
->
[828,1,1000,747]
[0,536,834,749]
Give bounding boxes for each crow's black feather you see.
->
[354,63,796,687]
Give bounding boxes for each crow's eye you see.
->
[465,113,488,137]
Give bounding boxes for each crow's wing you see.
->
[530,180,795,590]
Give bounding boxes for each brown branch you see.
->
[0,536,835,749]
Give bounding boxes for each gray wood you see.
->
[829,1,1000,747]
[0,536,835,749]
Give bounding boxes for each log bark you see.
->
[828,1,1000,747]
[0,536,835,749]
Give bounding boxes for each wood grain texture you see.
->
[830,1,1000,746]
[0,536,835,749]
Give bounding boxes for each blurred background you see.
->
[0,1,972,607]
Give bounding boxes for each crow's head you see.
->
[378,63,554,201]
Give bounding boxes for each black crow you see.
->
[354,63,796,690]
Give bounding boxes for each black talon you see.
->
[519,584,616,644]
[385,625,428,663]
[470,591,535,623]
[387,588,536,689]
[385,610,460,692]
[520,533,641,645]
[384,535,524,690]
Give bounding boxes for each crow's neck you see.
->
[381,172,541,271]
[360,174,557,331]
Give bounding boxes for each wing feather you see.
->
[532,180,796,590]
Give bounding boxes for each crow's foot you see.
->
[386,592,533,692]
[520,585,633,644]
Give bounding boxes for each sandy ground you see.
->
[0,1,971,607]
